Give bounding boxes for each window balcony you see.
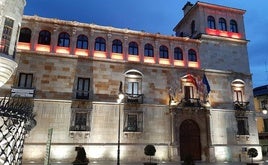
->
[69,125,90,131]
[179,98,202,107]
[125,93,144,104]
[233,101,250,110]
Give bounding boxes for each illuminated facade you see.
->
[0,1,261,164]
[253,85,268,157]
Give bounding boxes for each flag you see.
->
[202,74,211,94]
[186,74,198,89]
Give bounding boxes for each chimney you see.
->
[182,1,193,15]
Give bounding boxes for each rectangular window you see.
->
[76,77,90,99]
[261,100,268,109]
[127,82,139,95]
[237,117,249,135]
[70,109,91,131]
[264,119,268,132]
[184,86,194,100]
[1,17,14,55]
[124,112,143,132]
[18,73,33,88]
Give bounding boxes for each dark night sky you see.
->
[24,0,268,88]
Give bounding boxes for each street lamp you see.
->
[117,82,124,165]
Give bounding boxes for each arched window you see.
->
[188,49,197,62]
[128,42,138,55]
[58,32,70,47]
[76,35,88,49]
[19,28,31,43]
[207,16,216,29]
[144,43,154,57]
[174,47,183,60]
[159,45,168,59]
[112,39,122,53]
[219,18,227,31]
[94,37,106,51]
[230,19,238,33]
[38,30,51,45]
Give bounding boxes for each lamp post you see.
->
[117,84,124,165]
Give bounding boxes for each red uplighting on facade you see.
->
[93,51,107,58]
[159,58,170,65]
[174,60,185,67]
[206,28,242,39]
[188,61,199,68]
[111,53,124,60]
[17,42,30,50]
[75,49,88,56]
[128,55,140,62]
[144,56,155,64]
[55,46,70,54]
[36,44,50,52]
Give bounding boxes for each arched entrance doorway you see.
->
[179,119,201,161]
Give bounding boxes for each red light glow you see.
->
[128,55,140,62]
[75,49,88,56]
[206,28,242,39]
[55,46,70,54]
[174,60,185,67]
[144,56,155,64]
[36,44,50,52]
[111,53,124,60]
[17,42,30,50]
[93,51,107,58]
[188,61,199,68]
[159,58,170,65]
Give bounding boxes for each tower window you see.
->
[207,16,216,29]
[19,28,31,43]
[1,17,14,55]
[219,18,227,31]
[144,43,154,57]
[188,49,197,62]
[76,34,88,49]
[159,45,169,59]
[230,19,238,33]
[58,32,70,47]
[112,39,122,53]
[128,41,138,55]
[94,37,106,51]
[174,47,183,60]
[38,30,51,45]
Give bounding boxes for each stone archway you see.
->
[179,119,201,161]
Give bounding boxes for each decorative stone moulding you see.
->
[0,55,17,87]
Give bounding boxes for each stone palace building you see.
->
[0,1,262,164]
